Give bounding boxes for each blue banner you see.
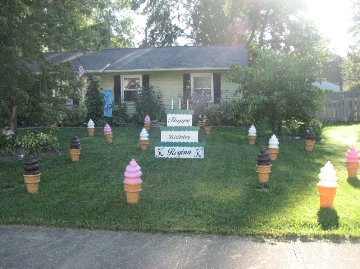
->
[103,90,113,117]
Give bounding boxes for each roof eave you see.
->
[86,67,231,73]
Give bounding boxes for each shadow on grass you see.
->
[347,177,360,188]
[317,208,339,230]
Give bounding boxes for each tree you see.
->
[0,0,134,129]
[137,0,327,62]
[227,50,324,133]
[85,77,104,122]
[343,1,360,90]
[190,0,234,45]
[134,85,165,121]
[134,0,187,47]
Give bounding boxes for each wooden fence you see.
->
[317,91,360,122]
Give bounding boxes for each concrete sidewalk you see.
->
[0,225,359,269]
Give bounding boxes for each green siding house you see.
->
[47,45,248,113]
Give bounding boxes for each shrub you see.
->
[282,118,323,140]
[61,105,87,127]
[0,134,16,155]
[204,99,248,126]
[227,50,325,133]
[301,118,323,140]
[85,77,104,122]
[191,93,210,123]
[281,119,305,137]
[134,85,165,123]
[15,130,59,155]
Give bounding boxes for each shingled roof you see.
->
[45,45,248,73]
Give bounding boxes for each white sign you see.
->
[161,131,198,143]
[167,114,192,126]
[155,146,204,159]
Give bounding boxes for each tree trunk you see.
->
[2,102,17,131]
[9,105,17,130]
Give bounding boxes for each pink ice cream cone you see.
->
[123,159,142,204]
[346,146,359,178]
[144,115,151,130]
[103,123,112,143]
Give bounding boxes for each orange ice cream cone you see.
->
[268,148,279,161]
[346,162,359,178]
[23,174,41,194]
[87,128,95,137]
[248,136,256,145]
[256,165,271,183]
[70,148,80,161]
[139,139,149,151]
[124,183,142,204]
[317,185,337,208]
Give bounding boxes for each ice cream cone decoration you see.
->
[123,159,142,204]
[69,136,81,161]
[103,123,112,143]
[87,119,95,137]
[204,118,211,135]
[305,128,315,152]
[139,128,149,151]
[268,134,279,161]
[248,125,256,145]
[23,155,41,194]
[345,146,359,178]
[317,161,338,208]
[256,147,271,184]
[144,115,151,130]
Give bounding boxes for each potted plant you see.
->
[204,118,212,135]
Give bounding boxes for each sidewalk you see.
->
[1,225,359,269]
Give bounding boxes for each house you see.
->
[313,81,341,92]
[47,45,248,113]
[313,58,343,92]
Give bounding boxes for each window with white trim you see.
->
[121,75,142,102]
[191,73,213,103]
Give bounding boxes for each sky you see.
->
[303,0,354,56]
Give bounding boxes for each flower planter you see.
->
[204,126,211,135]
[305,140,315,152]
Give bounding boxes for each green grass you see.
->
[1,124,360,238]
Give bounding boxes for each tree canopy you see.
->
[343,0,360,90]
[0,0,134,129]
[136,0,327,60]
[227,50,325,133]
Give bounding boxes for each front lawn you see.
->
[1,124,360,238]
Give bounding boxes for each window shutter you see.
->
[183,74,191,101]
[142,74,149,88]
[114,75,121,103]
[213,73,221,103]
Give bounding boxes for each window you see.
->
[121,75,142,102]
[191,73,213,103]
